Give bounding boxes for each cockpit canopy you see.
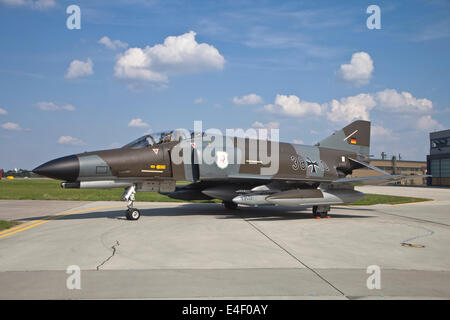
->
[122,129,192,149]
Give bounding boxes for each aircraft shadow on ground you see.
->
[17,203,376,222]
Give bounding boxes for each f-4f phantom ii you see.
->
[33,120,426,220]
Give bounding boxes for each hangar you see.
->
[427,129,450,186]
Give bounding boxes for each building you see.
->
[427,129,450,186]
[351,157,427,185]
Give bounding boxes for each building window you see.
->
[431,138,449,148]
[441,159,450,178]
[430,160,440,177]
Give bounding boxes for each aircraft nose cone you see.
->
[33,155,80,181]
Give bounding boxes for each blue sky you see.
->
[0,0,449,169]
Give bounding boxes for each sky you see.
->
[0,0,449,170]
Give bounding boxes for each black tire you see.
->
[313,205,329,218]
[126,208,140,220]
[320,211,328,218]
[223,201,238,210]
[312,205,319,217]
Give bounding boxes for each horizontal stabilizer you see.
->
[348,157,390,175]
[333,174,430,186]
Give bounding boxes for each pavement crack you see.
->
[377,209,450,227]
[239,215,346,297]
[96,240,120,271]
[399,224,435,247]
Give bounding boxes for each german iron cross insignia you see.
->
[306,157,320,173]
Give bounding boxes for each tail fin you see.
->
[317,120,370,156]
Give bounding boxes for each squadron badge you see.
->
[216,151,229,169]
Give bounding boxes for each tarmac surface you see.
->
[0,185,449,299]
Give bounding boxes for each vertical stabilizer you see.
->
[317,120,370,156]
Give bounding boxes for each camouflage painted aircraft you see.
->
[33,120,425,220]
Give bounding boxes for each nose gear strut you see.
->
[122,185,140,220]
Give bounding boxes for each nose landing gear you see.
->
[126,208,141,220]
[122,185,140,220]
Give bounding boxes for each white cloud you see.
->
[33,0,53,8]
[252,121,280,129]
[0,0,55,9]
[0,108,7,115]
[115,47,167,83]
[233,94,263,105]
[128,118,149,128]
[57,136,86,146]
[194,97,205,104]
[336,52,374,86]
[114,31,225,84]
[375,89,433,113]
[326,93,376,123]
[98,36,128,50]
[65,58,94,79]
[416,115,444,131]
[371,125,392,136]
[292,139,304,144]
[262,89,435,127]
[264,94,324,117]
[1,122,24,130]
[37,102,75,111]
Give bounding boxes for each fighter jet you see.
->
[33,120,425,220]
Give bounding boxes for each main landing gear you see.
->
[122,185,140,220]
[312,205,330,219]
[223,201,238,210]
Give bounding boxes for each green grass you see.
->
[347,193,430,205]
[0,179,218,203]
[0,179,429,205]
[0,220,21,231]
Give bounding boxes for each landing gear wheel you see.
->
[312,206,320,218]
[312,205,330,219]
[223,201,238,210]
[122,185,140,221]
[126,208,140,220]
